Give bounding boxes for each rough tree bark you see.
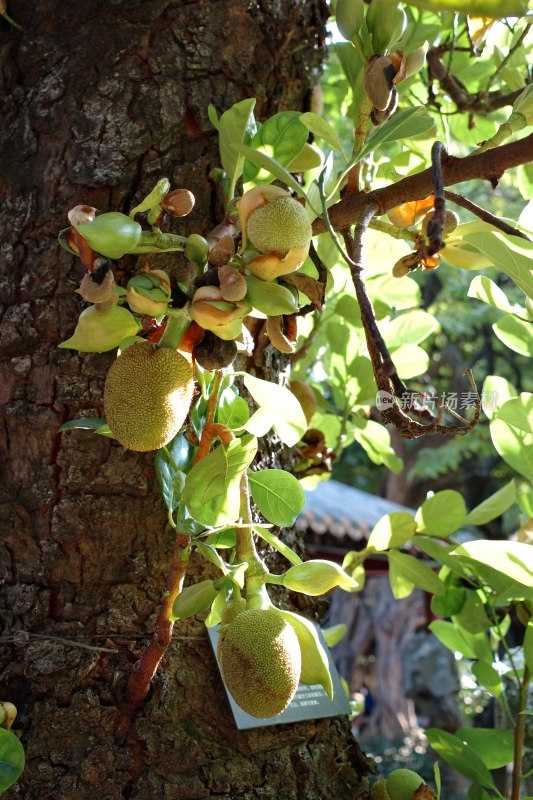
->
[0,1,371,798]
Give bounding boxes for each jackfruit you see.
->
[386,769,427,800]
[219,607,301,718]
[104,341,194,451]
[247,196,312,258]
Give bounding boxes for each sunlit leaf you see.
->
[425,728,497,790]
[218,98,256,197]
[468,275,513,313]
[402,0,526,18]
[465,480,517,526]
[388,549,445,597]
[493,315,533,356]
[465,231,533,299]
[248,469,305,527]
[241,373,307,446]
[496,394,533,434]
[243,111,309,184]
[367,512,416,552]
[416,490,467,537]
[183,435,257,526]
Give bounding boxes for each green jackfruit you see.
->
[247,197,312,258]
[104,341,194,451]
[219,608,301,718]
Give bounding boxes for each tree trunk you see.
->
[0,2,370,797]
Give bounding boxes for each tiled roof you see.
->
[296,480,413,543]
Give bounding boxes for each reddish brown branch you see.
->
[114,534,191,741]
[427,48,525,114]
[444,190,532,241]
[312,133,533,235]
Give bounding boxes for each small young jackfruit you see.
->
[386,769,427,800]
[219,607,301,718]
[247,197,312,258]
[104,341,194,451]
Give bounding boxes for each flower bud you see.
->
[185,233,209,268]
[364,56,395,111]
[218,265,248,302]
[367,0,407,55]
[79,269,116,304]
[68,205,97,227]
[126,269,171,316]
[0,702,17,731]
[59,305,140,352]
[282,559,359,595]
[76,212,142,259]
[404,42,428,78]
[336,0,364,42]
[246,246,309,282]
[191,285,251,340]
[170,580,221,621]
[245,274,299,316]
[162,188,195,217]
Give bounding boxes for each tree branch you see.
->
[312,133,533,235]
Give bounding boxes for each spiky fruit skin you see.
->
[247,197,312,258]
[104,341,194,452]
[219,608,301,718]
[386,769,424,800]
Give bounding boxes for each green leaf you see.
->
[465,480,517,526]
[455,728,514,770]
[389,343,430,379]
[218,98,256,198]
[243,111,309,184]
[207,103,219,130]
[415,490,467,537]
[452,540,533,591]
[401,0,526,16]
[453,590,491,634]
[496,393,533,434]
[279,610,333,698]
[241,373,307,447]
[367,512,416,552]
[471,660,502,698]
[493,315,533,356]
[353,418,403,474]
[482,374,517,420]
[490,416,533,481]
[468,275,513,313]
[415,538,467,575]
[154,432,195,516]
[217,396,250,429]
[299,112,345,154]
[355,108,435,162]
[385,310,440,347]
[388,549,445,598]
[129,178,170,218]
[0,728,24,793]
[183,435,257,527]
[248,469,305,527]
[425,728,497,790]
[60,417,114,438]
[518,162,533,200]
[237,143,308,201]
[253,526,302,566]
[321,623,347,648]
[170,579,221,621]
[429,620,492,661]
[465,231,533,299]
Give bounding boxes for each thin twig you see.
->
[444,190,532,241]
[511,666,531,800]
[485,24,531,95]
